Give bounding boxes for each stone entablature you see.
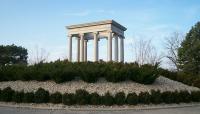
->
[66,20,127,62]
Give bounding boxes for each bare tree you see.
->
[164,32,184,71]
[28,45,50,65]
[132,39,163,66]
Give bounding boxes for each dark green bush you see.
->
[105,65,126,82]
[1,87,14,102]
[171,90,181,104]
[138,92,151,104]
[75,89,90,105]
[102,92,114,106]
[62,93,76,105]
[0,89,1,100]
[126,93,138,105]
[79,62,100,83]
[50,92,62,104]
[0,61,159,84]
[23,92,34,103]
[128,66,140,82]
[0,87,199,105]
[161,91,174,104]
[159,68,200,88]
[178,91,191,103]
[191,91,200,102]
[193,79,200,88]
[12,91,24,103]
[137,64,159,84]
[34,88,49,103]
[90,92,102,105]
[150,90,162,104]
[114,92,126,105]
[52,67,75,83]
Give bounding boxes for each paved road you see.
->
[1,106,200,114]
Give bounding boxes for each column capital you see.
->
[67,34,72,37]
[93,31,99,35]
[119,35,125,39]
[79,33,84,37]
[106,30,112,33]
[113,33,119,37]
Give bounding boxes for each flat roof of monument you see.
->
[66,20,127,31]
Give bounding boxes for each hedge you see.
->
[0,87,200,105]
[114,92,126,105]
[159,68,200,88]
[0,60,159,84]
[62,93,76,105]
[34,88,49,103]
[23,92,34,103]
[126,93,138,105]
[50,92,62,104]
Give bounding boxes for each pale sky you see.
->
[0,0,200,66]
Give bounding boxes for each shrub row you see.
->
[0,60,159,84]
[0,87,200,105]
[159,68,200,88]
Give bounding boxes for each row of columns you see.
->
[68,31,124,62]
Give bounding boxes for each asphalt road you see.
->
[1,106,200,114]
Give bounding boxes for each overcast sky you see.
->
[0,0,200,66]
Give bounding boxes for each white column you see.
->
[84,40,87,62]
[114,35,118,62]
[80,33,84,62]
[94,32,98,61]
[107,31,112,61]
[68,35,72,62]
[77,38,80,62]
[120,37,124,62]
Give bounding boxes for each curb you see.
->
[0,102,200,111]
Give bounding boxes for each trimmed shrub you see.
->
[34,88,49,103]
[23,92,34,103]
[75,89,90,105]
[52,68,75,83]
[193,79,200,88]
[138,92,151,104]
[114,92,126,105]
[102,92,114,106]
[62,93,76,105]
[90,92,102,105]
[0,87,199,105]
[171,90,181,104]
[178,90,191,103]
[128,66,140,82]
[191,91,200,102]
[105,66,126,82]
[50,92,62,104]
[0,61,159,84]
[79,62,99,83]
[137,64,159,84]
[126,93,138,105]
[0,89,1,100]
[150,90,162,104]
[12,91,24,103]
[159,68,200,88]
[1,87,14,102]
[161,91,173,104]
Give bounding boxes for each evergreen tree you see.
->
[0,44,28,66]
[178,22,200,75]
